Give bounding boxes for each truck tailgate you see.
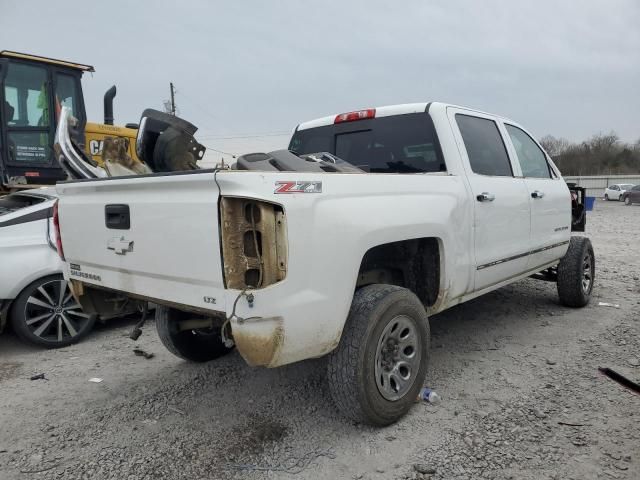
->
[56,172,225,311]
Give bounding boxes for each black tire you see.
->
[327,284,430,426]
[604,194,609,201]
[155,305,233,362]
[557,237,595,308]
[624,196,632,206]
[10,274,96,348]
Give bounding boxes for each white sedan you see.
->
[0,188,96,347]
[604,184,635,201]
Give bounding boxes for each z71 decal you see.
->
[274,181,322,194]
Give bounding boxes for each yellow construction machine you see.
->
[0,50,139,193]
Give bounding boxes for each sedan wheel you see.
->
[11,274,96,348]
[625,196,632,206]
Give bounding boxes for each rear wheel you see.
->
[155,305,233,362]
[557,237,595,307]
[10,274,96,348]
[327,284,430,426]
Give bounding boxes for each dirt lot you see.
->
[0,200,638,480]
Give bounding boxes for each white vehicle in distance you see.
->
[1,188,105,347]
[603,184,634,201]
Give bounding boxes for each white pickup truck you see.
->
[54,102,594,425]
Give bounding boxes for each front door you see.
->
[502,123,570,269]
[448,108,531,291]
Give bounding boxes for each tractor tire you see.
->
[327,284,430,426]
[156,305,233,362]
[557,237,595,308]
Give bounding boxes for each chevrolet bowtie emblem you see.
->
[107,236,134,255]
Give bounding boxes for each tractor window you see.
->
[3,62,50,127]
[3,62,52,164]
[55,73,80,117]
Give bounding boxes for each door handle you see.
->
[531,190,545,199]
[105,204,130,229]
[476,192,495,202]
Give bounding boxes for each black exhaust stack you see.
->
[103,85,117,125]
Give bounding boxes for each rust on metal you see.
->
[220,197,287,290]
[231,316,285,367]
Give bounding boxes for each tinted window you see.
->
[505,124,550,178]
[455,114,512,176]
[289,113,445,173]
[634,186,640,191]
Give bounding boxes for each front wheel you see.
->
[604,194,609,201]
[327,284,430,426]
[557,237,595,307]
[156,306,233,362]
[624,196,632,206]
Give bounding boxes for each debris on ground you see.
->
[417,387,441,404]
[413,463,437,475]
[133,348,154,359]
[29,373,46,381]
[599,367,640,394]
[598,302,620,308]
[88,378,103,383]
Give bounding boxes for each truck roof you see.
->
[295,102,513,131]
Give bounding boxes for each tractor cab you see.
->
[0,51,91,191]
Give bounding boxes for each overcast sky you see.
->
[2,0,638,162]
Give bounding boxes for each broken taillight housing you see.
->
[334,108,376,124]
[52,199,65,261]
[219,197,287,290]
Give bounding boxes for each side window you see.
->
[455,114,512,176]
[611,185,619,191]
[505,124,551,179]
[55,73,80,117]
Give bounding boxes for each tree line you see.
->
[539,133,640,176]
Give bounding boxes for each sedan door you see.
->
[502,123,571,269]
[448,108,531,291]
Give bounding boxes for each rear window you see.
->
[0,193,48,216]
[289,113,445,173]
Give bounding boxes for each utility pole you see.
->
[170,82,176,116]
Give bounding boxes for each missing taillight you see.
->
[334,108,376,124]
[220,198,287,290]
[52,200,65,261]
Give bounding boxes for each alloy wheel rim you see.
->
[582,253,593,294]
[374,315,421,401]
[23,280,90,342]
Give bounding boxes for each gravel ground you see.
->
[1,200,638,480]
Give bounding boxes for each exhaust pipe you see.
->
[103,85,117,125]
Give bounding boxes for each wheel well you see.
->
[356,238,441,307]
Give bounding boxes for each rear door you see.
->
[448,108,531,291]
[502,123,570,269]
